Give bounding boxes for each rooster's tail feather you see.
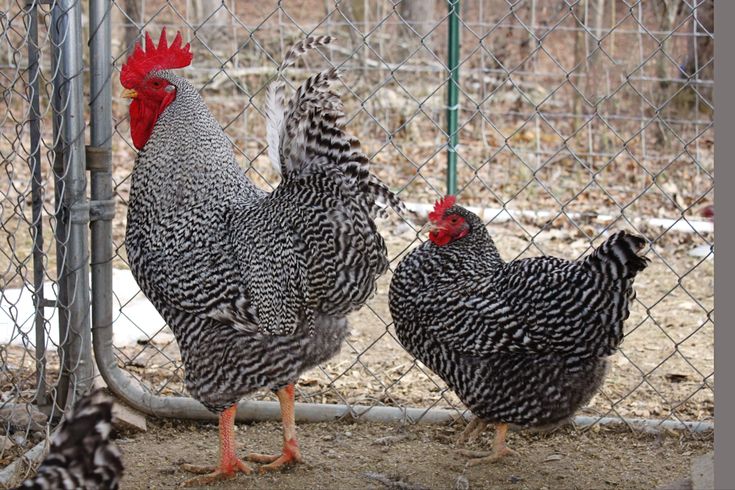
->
[265,36,404,217]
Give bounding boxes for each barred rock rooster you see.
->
[14,389,123,490]
[389,196,649,465]
[121,30,401,486]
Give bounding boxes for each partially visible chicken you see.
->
[121,31,402,486]
[389,196,649,465]
[13,389,123,490]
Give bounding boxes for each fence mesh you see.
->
[1,0,93,477]
[0,0,715,476]
[104,0,714,427]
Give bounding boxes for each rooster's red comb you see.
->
[120,28,193,88]
[429,195,457,222]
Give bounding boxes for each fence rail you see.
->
[0,0,714,482]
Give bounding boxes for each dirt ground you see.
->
[113,417,713,490]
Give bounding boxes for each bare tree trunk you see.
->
[399,0,437,54]
[572,0,587,131]
[651,0,680,142]
[586,0,608,150]
[123,0,141,55]
[400,0,436,37]
[584,0,605,101]
[684,0,714,81]
[192,0,233,58]
[338,0,368,74]
[654,0,679,89]
[594,0,605,39]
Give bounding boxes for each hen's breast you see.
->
[414,332,608,427]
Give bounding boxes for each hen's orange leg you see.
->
[247,384,303,473]
[456,417,488,446]
[180,405,253,487]
[458,423,518,466]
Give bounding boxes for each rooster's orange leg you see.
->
[247,384,303,473]
[179,405,253,487]
[458,423,518,466]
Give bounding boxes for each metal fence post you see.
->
[50,0,93,410]
[446,0,460,196]
[88,0,122,403]
[26,0,49,410]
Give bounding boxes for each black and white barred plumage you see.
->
[125,37,401,412]
[389,205,649,428]
[14,389,123,490]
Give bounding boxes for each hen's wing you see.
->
[393,231,649,360]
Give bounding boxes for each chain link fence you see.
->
[1,0,714,481]
[1,0,94,480]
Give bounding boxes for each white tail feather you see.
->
[266,82,285,175]
[265,36,333,176]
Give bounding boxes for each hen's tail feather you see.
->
[585,231,650,280]
[575,231,649,357]
[265,36,404,217]
[16,389,123,490]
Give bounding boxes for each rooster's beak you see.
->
[121,89,138,99]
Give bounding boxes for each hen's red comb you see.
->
[429,195,457,222]
[121,28,193,88]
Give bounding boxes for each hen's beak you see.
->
[419,221,442,235]
[121,88,138,99]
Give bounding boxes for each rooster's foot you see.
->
[247,444,302,474]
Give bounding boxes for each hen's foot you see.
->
[457,448,491,458]
[457,422,517,466]
[179,459,253,487]
[456,418,488,446]
[247,439,302,473]
[465,446,518,466]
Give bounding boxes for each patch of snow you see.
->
[1,269,167,351]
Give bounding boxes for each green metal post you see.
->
[446,0,460,196]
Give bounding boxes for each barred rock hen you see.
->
[121,30,401,486]
[389,196,649,465]
[14,389,123,490]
